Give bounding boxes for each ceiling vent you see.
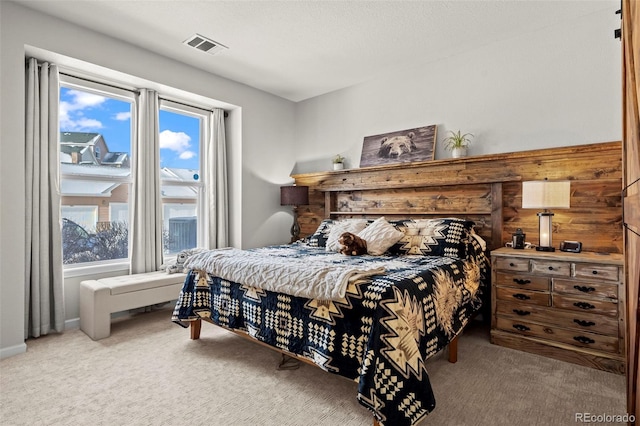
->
[183,34,228,55]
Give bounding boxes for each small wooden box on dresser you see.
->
[490,247,625,374]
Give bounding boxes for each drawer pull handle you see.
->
[512,293,531,300]
[513,309,531,316]
[548,266,554,271]
[513,324,530,332]
[573,285,596,293]
[592,270,598,275]
[573,336,595,344]
[573,319,596,327]
[514,278,531,285]
[509,262,516,267]
[573,302,596,310]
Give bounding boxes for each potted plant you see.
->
[332,154,345,170]
[443,130,474,158]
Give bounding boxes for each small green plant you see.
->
[443,130,474,151]
[333,154,345,164]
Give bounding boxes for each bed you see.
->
[172,216,490,426]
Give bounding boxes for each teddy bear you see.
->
[160,248,207,274]
[338,232,367,256]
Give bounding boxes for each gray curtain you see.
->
[24,58,65,338]
[130,89,163,273]
[205,108,229,248]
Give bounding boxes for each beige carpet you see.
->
[0,307,626,426]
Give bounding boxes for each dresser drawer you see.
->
[490,248,624,372]
[574,263,619,282]
[496,300,619,336]
[496,317,619,353]
[496,287,550,306]
[495,257,529,272]
[495,272,549,291]
[552,294,618,317]
[530,259,571,277]
[553,279,618,300]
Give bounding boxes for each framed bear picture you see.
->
[359,124,437,168]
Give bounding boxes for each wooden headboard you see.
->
[292,141,622,254]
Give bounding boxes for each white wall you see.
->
[293,6,621,173]
[0,2,296,357]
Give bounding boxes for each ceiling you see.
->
[13,0,614,102]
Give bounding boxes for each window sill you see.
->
[63,260,130,279]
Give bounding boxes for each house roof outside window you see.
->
[60,132,197,199]
[60,131,129,167]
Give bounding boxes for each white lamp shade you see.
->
[522,180,570,209]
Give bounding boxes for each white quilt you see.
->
[183,248,385,300]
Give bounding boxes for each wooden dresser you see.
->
[490,247,625,374]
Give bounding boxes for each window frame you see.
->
[159,99,208,254]
[59,76,135,272]
[59,75,212,275]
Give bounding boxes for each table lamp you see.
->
[280,185,309,243]
[522,179,570,251]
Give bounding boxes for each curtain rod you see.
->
[60,71,140,95]
[32,59,230,117]
[59,70,228,117]
[159,96,229,117]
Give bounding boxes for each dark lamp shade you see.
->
[280,186,309,206]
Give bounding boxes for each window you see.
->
[59,75,210,267]
[159,103,206,255]
[59,79,133,265]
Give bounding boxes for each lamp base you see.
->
[536,246,555,252]
[290,206,301,243]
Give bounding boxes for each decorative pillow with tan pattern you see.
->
[387,218,475,258]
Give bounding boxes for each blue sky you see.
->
[59,87,200,170]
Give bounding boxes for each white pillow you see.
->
[325,219,368,252]
[357,217,404,255]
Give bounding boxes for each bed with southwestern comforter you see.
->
[171,217,489,426]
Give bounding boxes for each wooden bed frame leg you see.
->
[448,336,458,363]
[190,318,202,340]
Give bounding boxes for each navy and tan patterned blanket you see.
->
[172,243,488,426]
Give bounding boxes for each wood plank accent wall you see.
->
[292,141,622,254]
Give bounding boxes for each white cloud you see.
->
[60,105,104,130]
[69,90,106,109]
[60,90,107,131]
[114,111,131,121]
[160,129,191,152]
[179,151,196,160]
[74,118,103,129]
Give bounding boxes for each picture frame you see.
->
[359,124,437,168]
